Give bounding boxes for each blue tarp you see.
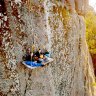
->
[45,54,50,57]
[22,57,53,69]
[24,61,43,67]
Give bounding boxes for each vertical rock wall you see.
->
[0,0,96,96]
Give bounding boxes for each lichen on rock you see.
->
[0,0,96,96]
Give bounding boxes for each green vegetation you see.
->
[85,11,96,55]
[85,11,96,76]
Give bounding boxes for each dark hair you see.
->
[26,48,31,52]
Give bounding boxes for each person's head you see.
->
[40,54,44,59]
[34,55,39,61]
[26,48,31,53]
[46,49,48,52]
[39,49,41,53]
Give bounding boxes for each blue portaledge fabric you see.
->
[24,61,43,67]
[45,54,50,57]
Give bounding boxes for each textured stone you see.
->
[0,0,96,96]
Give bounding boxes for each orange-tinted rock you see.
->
[0,0,96,96]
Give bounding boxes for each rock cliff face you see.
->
[0,0,96,96]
